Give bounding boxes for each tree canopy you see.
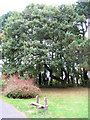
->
[1,3,90,87]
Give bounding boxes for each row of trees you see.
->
[0,2,90,87]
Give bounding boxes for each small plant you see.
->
[0,80,8,91]
[0,80,8,87]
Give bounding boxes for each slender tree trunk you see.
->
[39,72,41,86]
[50,71,52,86]
[61,68,63,80]
[46,78,49,86]
[61,79,67,88]
[43,70,46,85]
[67,71,70,85]
[50,51,53,86]
[76,78,79,86]
[71,76,74,85]
[83,68,88,86]
[82,31,88,86]
[61,68,67,87]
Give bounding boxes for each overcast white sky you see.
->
[0,0,77,16]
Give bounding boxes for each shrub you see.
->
[3,75,40,99]
[0,80,8,91]
[4,84,40,99]
[68,83,75,87]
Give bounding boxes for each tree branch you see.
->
[44,64,67,82]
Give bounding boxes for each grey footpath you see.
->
[0,99,26,119]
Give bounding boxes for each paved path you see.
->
[0,99,26,119]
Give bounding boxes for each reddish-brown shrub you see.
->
[3,75,40,99]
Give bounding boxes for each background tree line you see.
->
[0,1,90,87]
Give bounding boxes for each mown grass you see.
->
[0,88,88,118]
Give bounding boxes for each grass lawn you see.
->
[0,87,88,118]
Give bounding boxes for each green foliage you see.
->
[74,1,89,38]
[75,1,90,19]
[0,80,8,87]
[1,3,89,87]
[0,80,8,91]
[0,11,13,33]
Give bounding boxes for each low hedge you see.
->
[4,84,40,99]
[3,75,40,99]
